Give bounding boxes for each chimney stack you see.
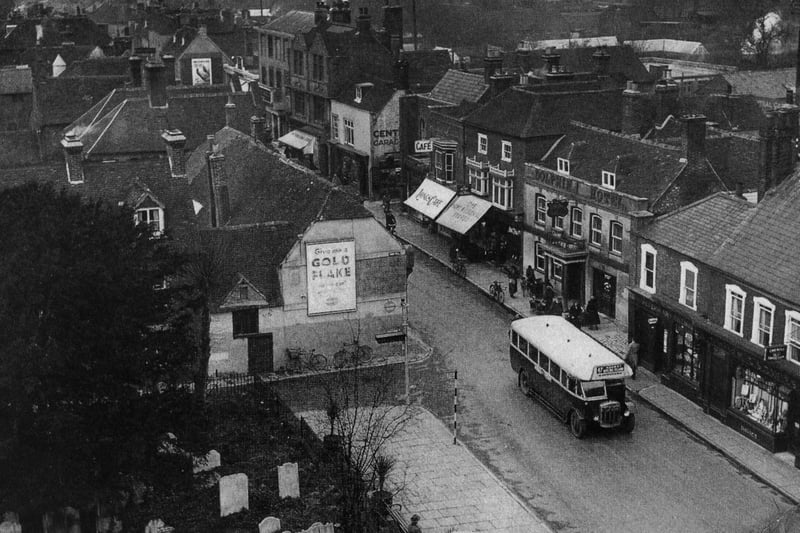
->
[483,55,503,84]
[787,87,795,105]
[129,55,143,87]
[515,48,532,74]
[61,134,84,184]
[162,129,187,178]
[145,60,167,108]
[541,47,560,73]
[592,46,610,79]
[622,81,648,137]
[314,1,328,25]
[394,59,409,92]
[682,114,707,171]
[208,150,230,227]
[224,94,236,127]
[489,73,516,98]
[250,114,268,143]
[382,3,403,41]
[162,54,176,85]
[330,1,352,24]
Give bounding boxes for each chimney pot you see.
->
[250,114,268,143]
[162,129,187,178]
[224,95,236,127]
[61,135,85,183]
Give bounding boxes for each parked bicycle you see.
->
[285,347,328,373]
[333,341,374,368]
[489,280,505,303]
[452,255,467,277]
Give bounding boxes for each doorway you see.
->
[592,268,616,318]
[248,334,273,374]
[564,262,584,305]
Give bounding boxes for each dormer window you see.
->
[602,171,616,190]
[557,158,569,174]
[135,207,164,237]
[237,284,249,301]
[355,83,373,104]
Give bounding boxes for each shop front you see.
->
[435,193,493,261]
[330,143,370,197]
[629,288,800,454]
[403,178,456,225]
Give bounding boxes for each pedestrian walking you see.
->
[583,296,600,330]
[385,210,396,235]
[626,337,640,379]
[408,514,422,533]
[507,265,519,298]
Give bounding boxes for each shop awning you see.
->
[436,194,493,235]
[277,130,316,155]
[403,178,457,220]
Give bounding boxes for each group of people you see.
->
[564,297,600,330]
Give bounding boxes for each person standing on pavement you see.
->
[408,514,422,533]
[626,337,640,379]
[584,296,600,330]
[507,264,519,298]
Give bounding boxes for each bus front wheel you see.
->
[569,410,587,439]
[621,413,636,434]
[519,369,531,396]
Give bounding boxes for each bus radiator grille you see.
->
[599,401,622,427]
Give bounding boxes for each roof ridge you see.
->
[209,221,291,231]
[569,120,682,152]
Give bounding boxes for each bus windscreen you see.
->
[581,381,606,399]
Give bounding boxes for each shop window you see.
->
[679,261,698,310]
[671,324,700,384]
[553,259,563,281]
[343,117,355,145]
[232,308,258,337]
[601,170,616,190]
[751,296,774,347]
[535,242,545,272]
[724,284,746,336]
[570,208,583,237]
[609,221,622,254]
[786,311,800,364]
[535,194,547,225]
[639,243,656,293]
[557,157,569,174]
[478,133,487,155]
[331,113,339,141]
[731,367,789,434]
[469,167,489,196]
[492,177,513,210]
[589,214,602,246]
[501,140,512,162]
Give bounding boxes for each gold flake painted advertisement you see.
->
[306,240,356,315]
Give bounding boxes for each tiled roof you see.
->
[0,131,40,168]
[65,86,257,157]
[32,74,129,127]
[428,69,488,105]
[261,10,316,35]
[0,17,111,51]
[335,78,397,113]
[401,49,452,93]
[87,2,131,25]
[0,66,32,94]
[541,122,686,200]
[464,86,623,137]
[518,46,653,84]
[60,56,130,77]
[640,174,800,302]
[722,69,796,101]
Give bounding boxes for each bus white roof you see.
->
[511,316,632,381]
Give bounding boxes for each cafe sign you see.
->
[764,344,787,362]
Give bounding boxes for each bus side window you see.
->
[520,338,528,355]
[529,346,539,365]
[560,370,569,388]
[540,354,549,374]
[511,331,518,347]
[567,375,578,394]
[550,361,561,381]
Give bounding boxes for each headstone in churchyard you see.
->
[193,449,221,473]
[219,473,249,516]
[0,520,21,533]
[278,462,299,499]
[258,516,281,533]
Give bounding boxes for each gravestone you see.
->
[193,449,221,473]
[219,473,249,516]
[277,462,299,499]
[258,517,281,533]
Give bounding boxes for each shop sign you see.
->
[531,166,632,211]
[306,240,356,316]
[764,344,787,361]
[648,317,658,325]
[414,139,433,153]
[373,128,399,146]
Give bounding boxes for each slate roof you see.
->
[0,66,32,94]
[65,85,257,158]
[722,69,795,101]
[260,10,316,36]
[541,121,686,201]
[428,69,489,105]
[401,49,452,94]
[639,173,800,303]
[60,56,130,77]
[464,86,623,137]
[335,78,397,113]
[518,46,653,84]
[32,74,129,127]
[0,17,111,52]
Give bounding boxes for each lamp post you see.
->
[402,296,409,405]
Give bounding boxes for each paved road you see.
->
[408,254,792,533]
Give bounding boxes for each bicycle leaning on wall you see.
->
[489,280,505,303]
[285,347,328,373]
[333,341,373,368]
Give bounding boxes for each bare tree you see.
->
[742,11,789,66]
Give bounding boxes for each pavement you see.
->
[366,200,800,506]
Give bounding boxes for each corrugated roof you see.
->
[428,69,488,105]
[625,39,709,58]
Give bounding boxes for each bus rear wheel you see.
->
[569,410,587,439]
[519,369,531,396]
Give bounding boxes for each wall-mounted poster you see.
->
[306,240,356,315]
[191,57,212,85]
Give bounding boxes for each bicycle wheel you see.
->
[357,345,373,363]
[333,350,349,368]
[309,352,327,371]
